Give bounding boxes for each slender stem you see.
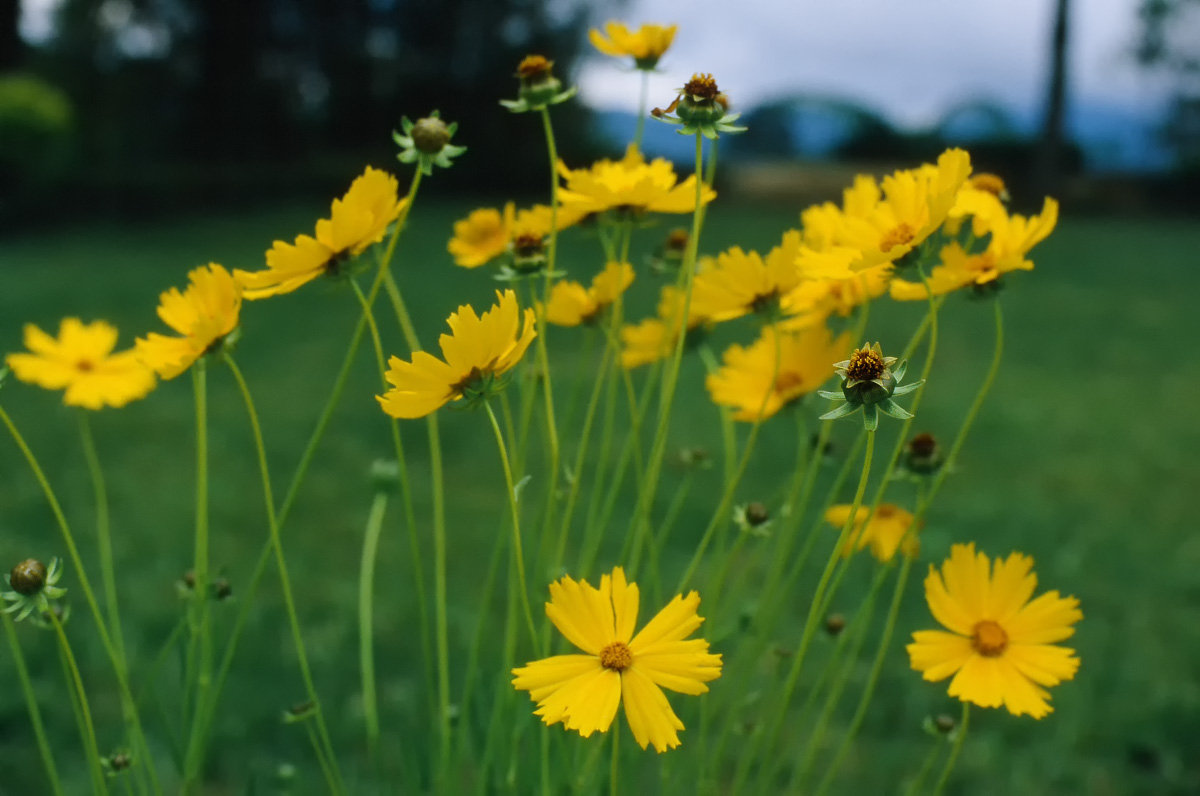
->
[77,413,125,664]
[537,106,562,497]
[427,411,453,783]
[484,401,541,654]
[358,491,389,757]
[51,610,107,794]
[902,734,944,796]
[626,133,708,577]
[184,359,213,782]
[3,614,64,796]
[931,703,970,796]
[634,70,649,148]
[222,356,345,794]
[609,723,620,796]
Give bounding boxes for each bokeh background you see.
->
[1,1,1198,793]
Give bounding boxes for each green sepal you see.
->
[819,401,858,421]
[893,359,909,383]
[892,380,923,396]
[861,403,879,431]
[877,397,914,419]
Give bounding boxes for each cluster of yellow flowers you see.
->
[0,17,1082,788]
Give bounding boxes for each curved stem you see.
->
[484,401,541,654]
[4,613,65,795]
[358,491,388,757]
[223,356,345,794]
[77,413,125,664]
[931,703,970,796]
[51,610,107,794]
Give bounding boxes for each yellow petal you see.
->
[621,666,685,752]
[1004,643,1080,687]
[1005,591,1082,645]
[906,630,974,682]
[629,591,704,654]
[633,639,722,695]
[545,574,613,655]
[610,567,640,644]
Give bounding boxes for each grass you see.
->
[0,197,1197,794]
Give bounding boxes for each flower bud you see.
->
[370,459,402,494]
[934,714,956,734]
[904,432,943,475]
[411,116,451,154]
[745,502,770,526]
[516,55,564,107]
[824,613,846,636]
[214,578,233,601]
[9,559,47,596]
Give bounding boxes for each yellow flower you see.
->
[795,149,972,276]
[447,203,586,269]
[779,265,893,330]
[588,21,677,69]
[705,325,851,421]
[824,503,919,561]
[235,167,407,298]
[619,285,708,369]
[689,232,809,324]
[136,264,242,380]
[907,543,1082,718]
[558,144,715,217]
[890,197,1059,300]
[377,289,535,418]
[544,262,635,327]
[6,318,155,409]
[512,567,721,752]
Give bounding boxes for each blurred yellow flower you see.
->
[512,566,721,752]
[377,289,535,418]
[6,318,155,409]
[824,503,919,561]
[558,144,715,216]
[890,197,1059,300]
[588,21,677,69]
[235,167,407,298]
[447,203,586,269]
[705,326,850,421]
[690,232,805,324]
[619,285,708,369]
[544,262,634,327]
[907,543,1082,718]
[136,264,242,380]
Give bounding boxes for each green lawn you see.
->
[0,199,1197,794]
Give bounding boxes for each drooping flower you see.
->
[557,144,715,217]
[136,264,242,379]
[706,326,851,421]
[906,543,1082,718]
[6,318,155,409]
[377,289,535,418]
[234,167,407,299]
[889,197,1059,300]
[588,21,677,69]
[824,503,919,561]
[544,262,635,327]
[512,567,722,752]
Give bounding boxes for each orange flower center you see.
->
[517,55,553,79]
[879,222,916,253]
[773,371,803,394]
[970,173,1006,197]
[683,73,719,100]
[971,620,1009,657]
[599,641,633,671]
[845,349,885,381]
[75,359,95,372]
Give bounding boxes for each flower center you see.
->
[846,349,885,381]
[879,222,916,253]
[970,173,1006,197]
[773,371,803,394]
[683,73,719,100]
[75,359,95,372]
[971,620,1008,657]
[599,641,633,671]
[516,54,553,79]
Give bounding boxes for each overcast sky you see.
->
[578,0,1168,128]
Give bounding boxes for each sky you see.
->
[576,0,1170,131]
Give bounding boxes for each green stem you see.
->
[931,703,970,796]
[902,734,944,796]
[537,106,563,513]
[358,491,389,757]
[184,359,213,782]
[222,357,345,794]
[3,613,64,795]
[428,411,453,784]
[484,401,541,654]
[51,610,107,795]
[609,723,620,796]
[634,71,649,148]
[77,413,125,664]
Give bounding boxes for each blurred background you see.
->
[1,1,1199,793]
[1,0,1198,224]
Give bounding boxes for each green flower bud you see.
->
[9,559,46,596]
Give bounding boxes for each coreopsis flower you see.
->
[447,203,586,270]
[544,262,635,327]
[392,110,467,176]
[907,543,1082,718]
[824,503,919,562]
[5,318,155,409]
[779,265,892,331]
[690,233,805,324]
[3,558,66,622]
[557,144,715,217]
[620,285,708,369]
[651,73,746,139]
[377,289,535,418]
[500,54,577,113]
[512,567,722,752]
[706,326,851,421]
[818,342,922,431]
[136,265,242,379]
[890,197,1059,300]
[589,21,677,69]
[794,149,973,277]
[234,167,407,299]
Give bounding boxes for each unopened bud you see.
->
[824,613,846,636]
[9,559,47,595]
[411,116,451,154]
